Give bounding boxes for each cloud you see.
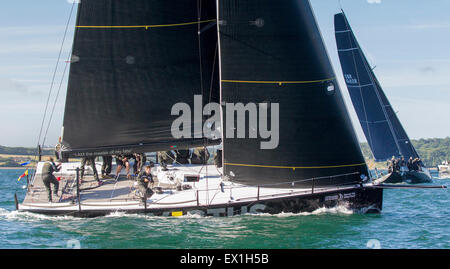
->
[0,25,67,36]
[0,77,45,97]
[408,23,450,30]
[0,78,28,94]
[367,0,382,4]
[420,66,436,74]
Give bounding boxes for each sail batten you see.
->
[75,19,217,29]
[221,78,335,84]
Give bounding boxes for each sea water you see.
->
[0,169,448,249]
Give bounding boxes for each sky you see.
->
[0,0,449,147]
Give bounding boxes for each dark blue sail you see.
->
[335,12,419,162]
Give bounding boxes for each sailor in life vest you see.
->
[137,165,154,201]
[41,157,62,202]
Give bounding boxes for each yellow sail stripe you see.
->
[221,77,335,85]
[76,19,216,29]
[224,162,366,171]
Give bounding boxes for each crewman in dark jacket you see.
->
[214,149,223,168]
[157,151,175,171]
[137,165,154,201]
[42,157,61,202]
[80,157,100,183]
[175,150,190,164]
[412,158,420,171]
[407,157,414,171]
[133,153,146,175]
[387,156,395,173]
[101,155,113,179]
[399,157,406,168]
[190,147,210,165]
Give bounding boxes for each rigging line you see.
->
[355,34,403,156]
[36,2,76,149]
[164,151,205,175]
[201,34,220,180]
[209,43,219,105]
[203,43,219,151]
[197,0,205,100]
[42,52,71,147]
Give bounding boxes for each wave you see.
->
[104,210,212,220]
[0,203,355,223]
[0,207,80,222]
[243,204,355,218]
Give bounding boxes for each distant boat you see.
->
[334,11,432,184]
[18,0,384,217]
[438,161,450,174]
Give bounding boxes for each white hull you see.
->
[438,165,449,173]
[19,162,383,217]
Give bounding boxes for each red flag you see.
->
[17,170,29,182]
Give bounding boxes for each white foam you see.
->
[245,205,354,218]
[0,207,80,222]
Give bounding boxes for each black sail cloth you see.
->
[335,12,419,162]
[61,0,369,189]
[218,0,369,188]
[62,0,219,157]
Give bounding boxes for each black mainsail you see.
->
[218,1,369,188]
[61,1,370,187]
[62,0,219,157]
[335,12,420,162]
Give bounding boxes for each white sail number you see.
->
[344,74,358,85]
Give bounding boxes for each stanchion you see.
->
[196,190,199,206]
[14,193,19,211]
[76,167,81,213]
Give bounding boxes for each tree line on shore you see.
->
[360,137,449,168]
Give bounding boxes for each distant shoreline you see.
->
[0,167,33,170]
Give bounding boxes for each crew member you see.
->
[399,157,406,168]
[101,155,113,179]
[214,149,223,168]
[191,147,210,165]
[115,155,131,179]
[80,157,100,184]
[42,157,61,202]
[412,158,419,171]
[387,156,395,173]
[175,150,190,164]
[137,165,154,201]
[133,153,147,175]
[407,157,414,171]
[157,151,175,171]
[54,137,68,162]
